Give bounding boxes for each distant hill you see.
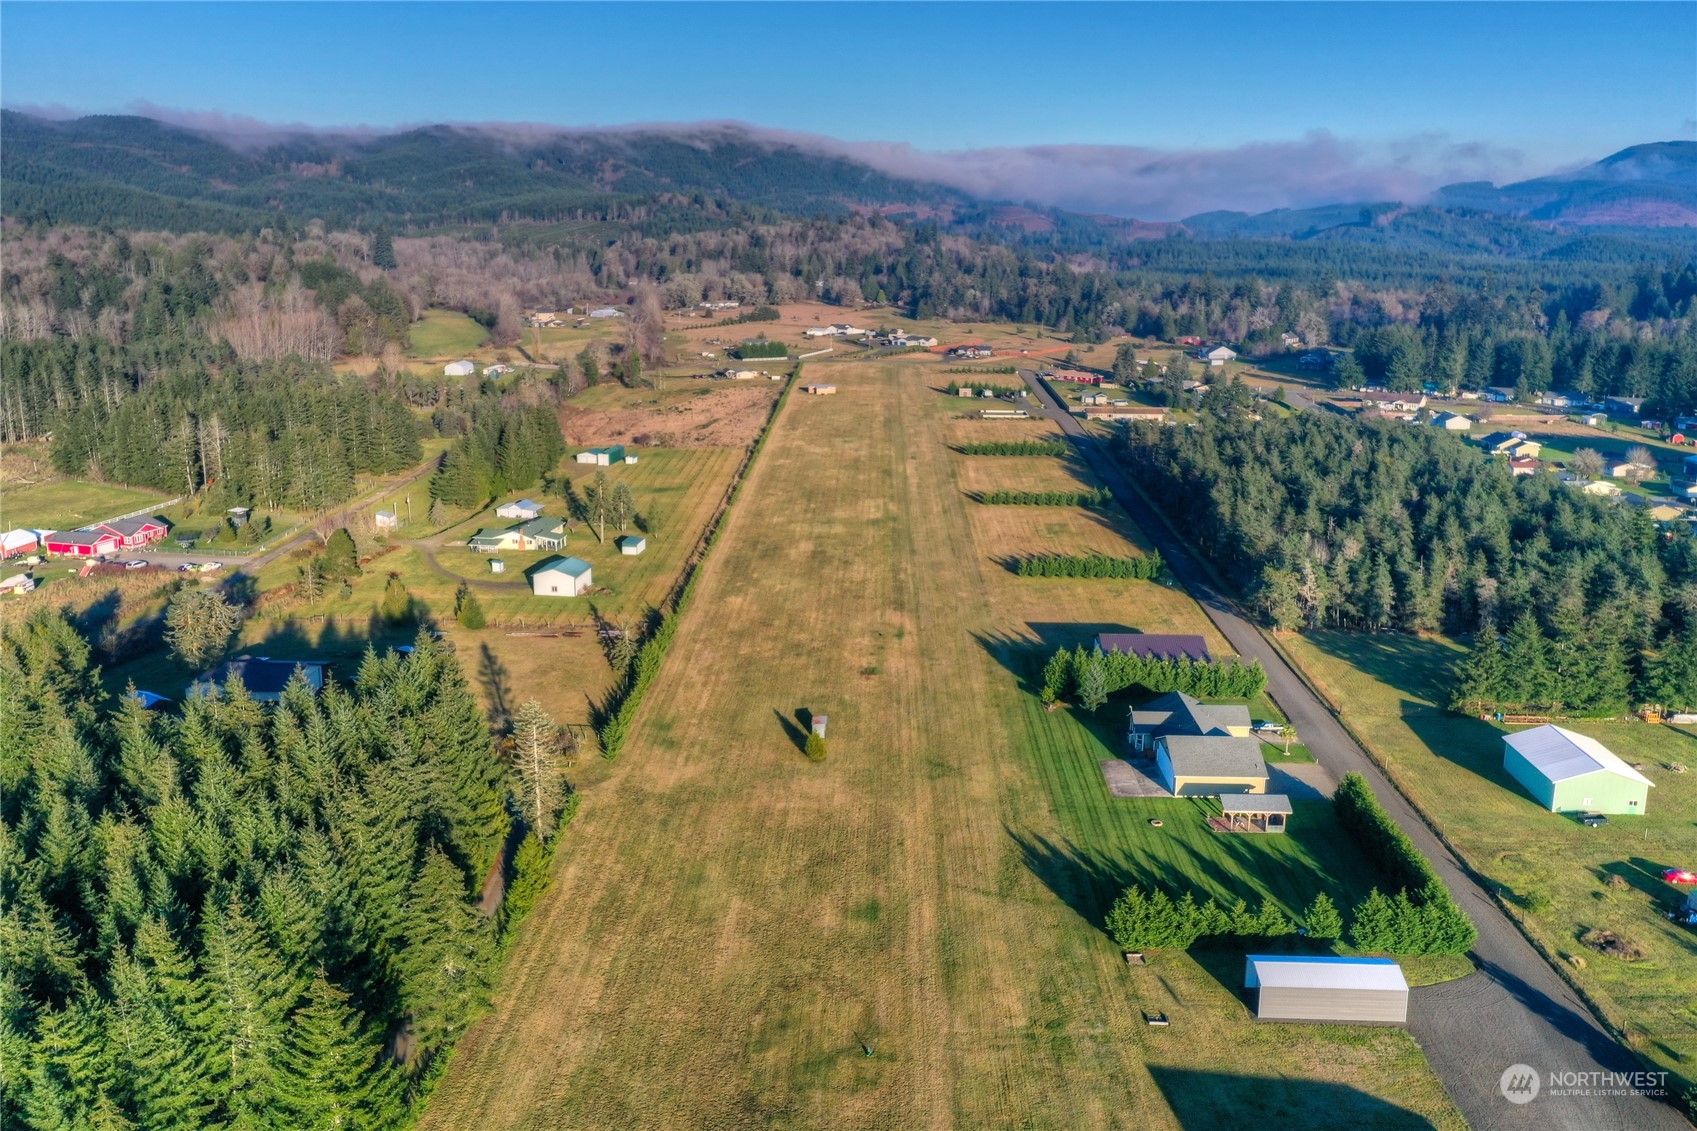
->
[0,111,972,231]
[1430,141,1697,226]
[2,112,1692,256]
[1172,143,1697,246]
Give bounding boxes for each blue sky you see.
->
[3,2,1692,216]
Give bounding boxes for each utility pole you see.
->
[406,494,412,523]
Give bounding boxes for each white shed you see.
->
[1245,956,1408,1024]
[531,556,593,597]
[496,498,545,520]
[444,360,476,377]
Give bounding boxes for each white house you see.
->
[1430,411,1473,431]
[495,498,546,520]
[1198,345,1238,366]
[444,360,476,377]
[531,556,593,597]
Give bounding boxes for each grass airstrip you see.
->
[420,358,1465,1130]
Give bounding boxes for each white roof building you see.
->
[1244,955,1409,1024]
[444,360,476,377]
[1502,725,1653,788]
[1,530,40,557]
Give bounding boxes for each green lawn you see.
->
[1284,629,1697,1082]
[1008,689,1381,924]
[2,479,173,531]
[409,309,488,358]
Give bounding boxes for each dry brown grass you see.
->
[421,361,1464,1131]
[559,383,781,449]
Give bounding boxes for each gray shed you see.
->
[1245,956,1408,1024]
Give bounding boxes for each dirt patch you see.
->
[1579,927,1647,961]
[558,385,779,449]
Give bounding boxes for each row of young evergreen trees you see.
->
[1039,645,1268,707]
[980,487,1111,507]
[1,611,576,1130]
[1331,773,1477,953]
[1015,552,1163,579]
[955,439,1067,456]
[1104,775,1474,956]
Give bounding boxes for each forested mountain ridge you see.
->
[6,111,1694,257]
[1432,141,1697,227]
[0,112,974,230]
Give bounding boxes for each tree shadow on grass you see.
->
[1147,1067,1438,1131]
[774,708,809,754]
[1006,826,1143,931]
[479,643,514,731]
[970,624,1139,694]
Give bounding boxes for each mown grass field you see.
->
[409,308,488,357]
[1,479,172,531]
[1283,629,1697,1084]
[420,361,1464,1131]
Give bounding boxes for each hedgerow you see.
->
[1015,552,1162,579]
[981,487,1111,507]
[956,440,1068,456]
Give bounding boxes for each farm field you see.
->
[1282,629,1697,1087]
[408,308,488,357]
[248,447,739,620]
[559,380,782,449]
[421,360,1464,1131]
[1,478,172,532]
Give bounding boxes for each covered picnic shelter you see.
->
[1217,794,1292,833]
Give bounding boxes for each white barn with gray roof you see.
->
[1245,956,1409,1024]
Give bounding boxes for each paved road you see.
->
[1021,371,1689,1131]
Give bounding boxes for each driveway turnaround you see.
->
[1021,371,1691,1131]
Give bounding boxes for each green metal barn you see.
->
[1502,725,1652,816]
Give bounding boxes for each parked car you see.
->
[178,563,196,572]
[198,561,223,572]
[124,560,148,570]
[1579,812,1609,827]
[1662,869,1697,885]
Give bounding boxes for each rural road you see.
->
[1020,371,1691,1131]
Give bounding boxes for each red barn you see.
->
[43,529,122,557]
[95,516,170,548]
[1048,369,1105,386]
